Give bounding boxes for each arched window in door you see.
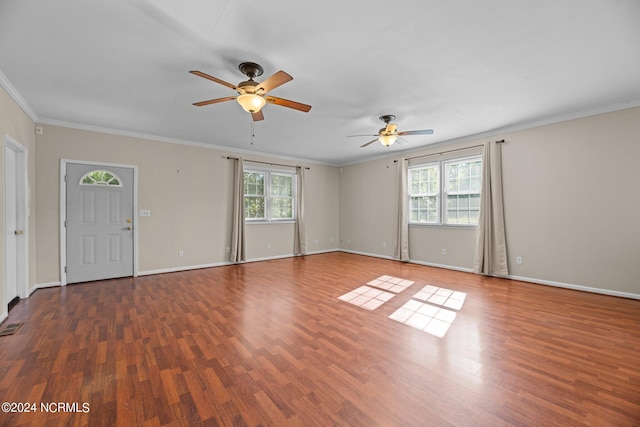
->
[79,170,123,187]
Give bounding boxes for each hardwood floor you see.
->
[1,252,639,426]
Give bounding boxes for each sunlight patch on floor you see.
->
[389,285,467,338]
[338,275,415,311]
[338,285,396,310]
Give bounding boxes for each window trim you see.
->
[243,167,297,223]
[408,154,482,227]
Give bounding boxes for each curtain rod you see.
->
[226,156,310,170]
[395,140,505,162]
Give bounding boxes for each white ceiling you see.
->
[1,0,639,165]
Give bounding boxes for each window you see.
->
[244,169,295,221]
[79,170,122,187]
[408,156,482,226]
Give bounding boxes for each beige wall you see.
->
[3,79,639,301]
[339,107,640,296]
[35,125,340,283]
[0,87,37,315]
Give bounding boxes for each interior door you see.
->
[66,163,134,284]
[4,145,19,302]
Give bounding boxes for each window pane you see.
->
[409,158,480,225]
[444,158,481,225]
[244,196,265,219]
[271,197,293,219]
[271,174,292,197]
[244,170,296,221]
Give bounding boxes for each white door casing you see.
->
[3,135,28,311]
[63,161,137,284]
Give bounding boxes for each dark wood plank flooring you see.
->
[1,252,639,426]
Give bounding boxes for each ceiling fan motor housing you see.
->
[238,62,264,79]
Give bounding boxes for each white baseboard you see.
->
[138,249,342,276]
[0,311,7,324]
[31,282,61,295]
[508,274,640,300]
[339,248,396,260]
[304,248,341,256]
[408,259,474,273]
[338,249,640,300]
[138,261,230,276]
[36,251,640,301]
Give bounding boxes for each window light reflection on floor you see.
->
[338,275,415,311]
[338,285,395,311]
[389,285,467,338]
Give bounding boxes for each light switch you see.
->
[139,209,151,217]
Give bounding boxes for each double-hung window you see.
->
[244,169,296,221]
[408,155,482,226]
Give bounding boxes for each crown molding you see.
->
[338,99,640,167]
[36,117,332,166]
[0,69,38,122]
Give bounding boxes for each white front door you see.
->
[66,163,134,284]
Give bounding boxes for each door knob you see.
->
[14,230,23,235]
[127,226,133,231]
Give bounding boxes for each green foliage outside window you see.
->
[409,157,482,225]
[244,172,265,219]
[80,170,122,186]
[243,170,295,221]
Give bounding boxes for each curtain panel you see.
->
[294,166,306,255]
[230,158,246,263]
[473,142,508,276]
[394,158,409,261]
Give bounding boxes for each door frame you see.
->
[3,134,29,307]
[60,159,138,285]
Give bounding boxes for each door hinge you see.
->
[64,266,67,273]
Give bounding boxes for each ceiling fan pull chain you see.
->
[250,115,255,145]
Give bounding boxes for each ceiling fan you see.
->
[350,115,434,147]
[189,62,312,121]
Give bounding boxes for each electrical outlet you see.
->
[441,248,446,256]
[267,243,271,249]
[382,242,387,247]
[178,250,184,257]
[226,247,230,253]
[315,239,318,244]
[516,256,523,265]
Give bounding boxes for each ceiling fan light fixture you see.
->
[378,134,398,147]
[237,93,266,113]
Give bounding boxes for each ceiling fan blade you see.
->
[189,70,237,90]
[397,129,434,136]
[348,134,378,138]
[257,70,293,94]
[265,96,312,112]
[192,96,236,107]
[360,138,378,148]
[252,110,264,121]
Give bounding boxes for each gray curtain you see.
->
[473,142,508,276]
[394,158,409,261]
[230,158,246,263]
[294,166,306,255]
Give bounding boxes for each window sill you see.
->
[408,223,478,230]
[246,220,296,225]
